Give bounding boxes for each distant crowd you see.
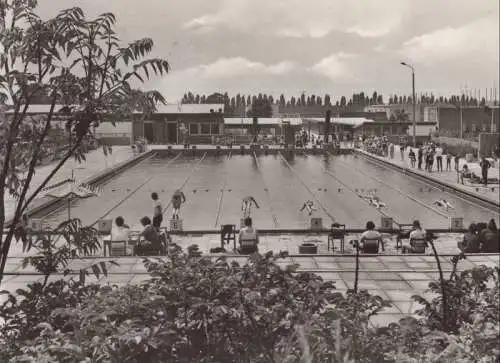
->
[363,136,498,186]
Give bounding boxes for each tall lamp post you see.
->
[401,62,417,147]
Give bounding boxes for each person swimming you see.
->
[433,199,454,211]
[369,195,386,209]
[300,200,318,216]
[358,192,386,209]
[242,196,260,217]
[171,189,186,219]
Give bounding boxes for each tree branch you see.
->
[98,33,112,99]
[16,92,57,220]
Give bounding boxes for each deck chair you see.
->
[361,238,383,254]
[328,223,346,252]
[409,238,427,254]
[396,224,413,249]
[109,240,127,257]
[239,238,258,255]
[221,224,236,250]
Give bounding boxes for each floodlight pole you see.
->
[401,62,417,147]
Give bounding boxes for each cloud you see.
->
[181,57,296,78]
[401,15,499,65]
[183,0,409,39]
[309,53,357,81]
[183,14,220,32]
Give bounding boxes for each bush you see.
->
[0,246,498,362]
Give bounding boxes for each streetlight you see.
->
[400,62,417,147]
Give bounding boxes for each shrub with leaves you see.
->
[0,248,498,362]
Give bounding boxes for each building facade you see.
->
[436,106,500,139]
[363,104,391,119]
[132,104,225,144]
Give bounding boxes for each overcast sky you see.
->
[37,0,499,103]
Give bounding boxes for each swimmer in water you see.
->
[242,196,260,217]
[171,189,186,219]
[358,192,386,209]
[433,199,454,211]
[369,195,386,209]
[300,200,317,216]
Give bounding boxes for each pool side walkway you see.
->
[356,146,500,205]
[4,146,137,221]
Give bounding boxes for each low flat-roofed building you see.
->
[4,103,227,145]
[222,117,302,144]
[304,117,374,139]
[132,103,225,144]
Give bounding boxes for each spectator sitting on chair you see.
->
[112,216,131,254]
[409,220,426,240]
[360,221,384,252]
[479,219,499,253]
[135,216,162,255]
[238,217,259,254]
[460,164,470,184]
[403,220,427,253]
[458,223,480,253]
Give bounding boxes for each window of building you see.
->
[200,123,211,135]
[189,123,199,135]
[211,123,220,135]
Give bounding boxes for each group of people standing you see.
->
[403,143,454,172]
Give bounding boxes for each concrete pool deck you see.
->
[4,146,139,222]
[5,230,467,258]
[357,146,500,205]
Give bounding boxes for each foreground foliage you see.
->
[0,0,169,284]
[0,246,498,363]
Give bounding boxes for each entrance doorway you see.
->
[167,122,178,144]
[144,122,154,143]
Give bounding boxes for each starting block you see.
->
[170,219,183,231]
[380,217,393,230]
[310,217,323,231]
[449,217,464,231]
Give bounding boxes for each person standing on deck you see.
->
[151,192,163,230]
[480,157,491,186]
[242,196,260,218]
[454,154,460,172]
[171,189,186,220]
[435,145,443,172]
[445,150,452,171]
[417,146,423,170]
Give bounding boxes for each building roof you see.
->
[4,104,73,114]
[5,103,226,115]
[304,117,375,127]
[151,104,225,114]
[224,117,303,126]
